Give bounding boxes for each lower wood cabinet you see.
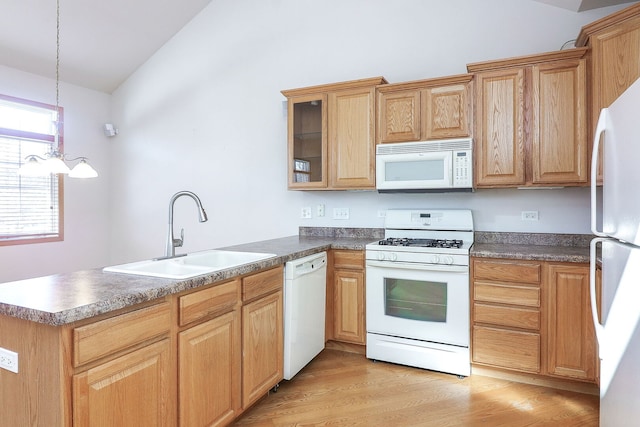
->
[178,310,241,427]
[472,259,542,373]
[546,263,597,381]
[332,250,366,345]
[177,279,241,427]
[473,326,541,372]
[72,301,174,427]
[471,258,597,384]
[241,267,284,409]
[0,265,286,427]
[73,339,173,427]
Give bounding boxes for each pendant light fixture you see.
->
[17,0,98,179]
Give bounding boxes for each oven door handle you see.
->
[366,260,468,273]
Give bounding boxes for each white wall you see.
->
[105,0,624,264]
[0,65,111,282]
[0,0,625,282]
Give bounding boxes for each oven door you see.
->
[366,260,469,347]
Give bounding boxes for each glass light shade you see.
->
[43,155,71,174]
[17,156,48,176]
[69,159,98,178]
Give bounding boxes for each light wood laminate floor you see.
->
[233,349,598,426]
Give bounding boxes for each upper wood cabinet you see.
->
[285,94,328,189]
[282,77,387,190]
[471,67,526,187]
[328,87,377,188]
[376,74,473,144]
[468,48,588,188]
[576,2,640,183]
[532,59,587,185]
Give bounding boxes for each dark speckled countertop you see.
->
[471,232,592,263]
[0,228,593,326]
[0,230,381,326]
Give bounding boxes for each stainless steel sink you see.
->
[103,250,277,279]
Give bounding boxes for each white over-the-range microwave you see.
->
[376,138,473,193]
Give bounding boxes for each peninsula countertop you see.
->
[0,230,594,326]
[0,234,377,326]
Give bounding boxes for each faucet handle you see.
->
[173,228,184,248]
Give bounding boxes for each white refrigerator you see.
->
[590,76,640,426]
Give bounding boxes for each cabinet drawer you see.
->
[472,326,540,372]
[473,259,541,283]
[74,302,170,367]
[474,303,540,330]
[179,279,240,326]
[474,281,540,307]
[242,266,283,302]
[333,250,364,270]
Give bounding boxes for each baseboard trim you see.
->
[325,340,366,355]
[472,365,599,395]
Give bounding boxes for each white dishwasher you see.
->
[283,251,327,380]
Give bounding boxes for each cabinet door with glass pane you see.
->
[285,94,328,189]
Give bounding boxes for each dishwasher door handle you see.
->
[293,256,326,276]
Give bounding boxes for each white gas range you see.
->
[365,209,474,377]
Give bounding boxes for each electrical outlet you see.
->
[521,211,539,221]
[333,208,350,220]
[317,204,325,217]
[377,210,386,218]
[301,207,312,219]
[0,347,18,373]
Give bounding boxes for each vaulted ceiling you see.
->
[533,0,634,11]
[0,0,635,93]
[0,0,212,93]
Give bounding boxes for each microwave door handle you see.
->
[590,108,608,237]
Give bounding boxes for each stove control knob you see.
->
[430,255,440,264]
[377,252,386,261]
[443,256,454,265]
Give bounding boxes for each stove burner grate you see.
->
[377,238,463,249]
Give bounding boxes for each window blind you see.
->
[0,95,63,245]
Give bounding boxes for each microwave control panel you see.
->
[453,150,472,188]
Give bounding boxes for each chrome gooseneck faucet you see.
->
[164,191,208,258]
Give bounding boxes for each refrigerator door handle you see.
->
[589,237,606,348]
[590,108,608,237]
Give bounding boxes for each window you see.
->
[0,94,63,245]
